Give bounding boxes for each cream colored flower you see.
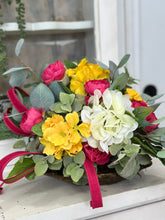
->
[81,89,138,153]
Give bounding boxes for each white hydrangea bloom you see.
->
[81,89,138,153]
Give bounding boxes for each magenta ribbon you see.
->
[84,158,103,208]
[0,151,43,194]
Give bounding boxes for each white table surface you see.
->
[1,145,165,220]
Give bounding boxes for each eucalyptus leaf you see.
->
[149,103,162,112]
[11,107,23,122]
[109,144,123,156]
[66,162,77,175]
[2,66,32,76]
[34,160,48,176]
[74,151,86,165]
[136,154,152,165]
[47,155,55,164]
[63,168,70,177]
[109,72,129,91]
[15,38,24,56]
[109,60,119,80]
[63,155,73,167]
[9,70,30,87]
[157,150,165,158]
[161,133,165,147]
[13,140,26,149]
[95,59,109,70]
[30,83,55,110]
[123,144,140,157]
[48,161,62,170]
[117,54,130,69]
[25,172,36,181]
[70,166,84,182]
[49,81,65,101]
[151,117,165,125]
[32,155,45,163]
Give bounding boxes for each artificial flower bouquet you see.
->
[0,39,165,208]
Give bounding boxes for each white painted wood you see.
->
[1,21,94,34]
[94,0,119,65]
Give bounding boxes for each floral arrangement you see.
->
[0,39,165,208]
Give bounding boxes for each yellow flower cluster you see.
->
[66,58,110,96]
[40,112,91,160]
[126,88,142,101]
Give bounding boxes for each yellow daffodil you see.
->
[66,58,110,96]
[40,112,91,160]
[126,88,142,101]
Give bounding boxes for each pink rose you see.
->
[132,101,159,132]
[20,107,43,135]
[85,80,110,96]
[41,60,65,86]
[83,142,110,165]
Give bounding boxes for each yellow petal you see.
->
[65,112,79,128]
[78,123,91,138]
[66,141,83,156]
[69,128,81,144]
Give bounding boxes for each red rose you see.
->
[20,107,43,135]
[83,142,110,165]
[132,101,159,132]
[41,60,65,86]
[85,79,109,96]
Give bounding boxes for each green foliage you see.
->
[133,106,153,124]
[15,1,26,38]
[50,93,75,113]
[49,81,65,101]
[0,121,22,140]
[48,159,62,170]
[31,121,44,137]
[9,69,30,87]
[30,83,55,110]
[7,157,35,179]
[13,139,26,148]
[15,38,24,56]
[64,60,77,69]
[157,150,165,159]
[109,144,123,156]
[34,160,48,176]
[110,72,129,91]
[73,151,86,166]
[2,66,32,76]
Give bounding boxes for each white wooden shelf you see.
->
[0,21,94,34]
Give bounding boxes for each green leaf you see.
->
[109,72,129,91]
[63,155,73,167]
[25,172,36,181]
[123,144,140,157]
[8,158,35,179]
[2,66,32,76]
[117,54,130,69]
[116,154,140,179]
[133,106,153,124]
[30,83,55,110]
[31,121,44,137]
[107,152,126,168]
[15,38,24,56]
[49,81,65,101]
[161,133,165,147]
[48,160,62,170]
[136,154,152,165]
[72,95,85,112]
[64,60,77,69]
[9,70,30,87]
[11,107,22,122]
[95,59,109,70]
[26,138,39,152]
[60,93,75,105]
[70,166,84,182]
[151,117,165,125]
[109,144,123,156]
[157,150,165,158]
[149,103,161,112]
[32,155,45,163]
[109,60,119,80]
[0,121,21,140]
[13,140,26,149]
[73,173,88,185]
[63,168,70,177]
[47,155,55,164]
[66,162,77,175]
[34,160,48,176]
[74,151,85,165]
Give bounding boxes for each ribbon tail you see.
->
[84,158,103,209]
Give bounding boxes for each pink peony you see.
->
[83,142,110,165]
[41,60,65,86]
[132,101,159,132]
[20,107,43,135]
[85,79,110,96]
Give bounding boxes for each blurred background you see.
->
[1,0,165,108]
